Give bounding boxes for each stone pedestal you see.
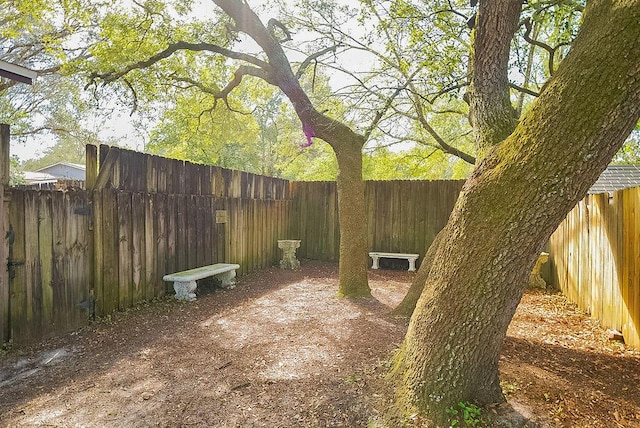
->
[278,239,301,269]
[174,280,197,301]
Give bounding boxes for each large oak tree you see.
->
[88,0,382,297]
[388,0,640,424]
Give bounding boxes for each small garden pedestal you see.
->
[278,239,301,269]
[529,252,549,289]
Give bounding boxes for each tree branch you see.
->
[87,40,271,87]
[267,18,293,43]
[413,97,476,165]
[363,68,420,141]
[509,82,540,97]
[213,0,365,147]
[216,65,277,107]
[295,44,340,79]
[523,18,556,75]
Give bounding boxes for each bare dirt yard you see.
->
[1,261,639,427]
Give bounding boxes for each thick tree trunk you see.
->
[390,1,640,425]
[333,140,371,297]
[469,0,522,155]
[391,230,443,317]
[213,0,371,297]
[395,0,523,318]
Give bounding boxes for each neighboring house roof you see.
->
[589,165,640,194]
[23,171,58,185]
[35,162,86,180]
[0,59,37,84]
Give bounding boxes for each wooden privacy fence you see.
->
[88,145,290,199]
[2,145,293,344]
[549,188,640,349]
[2,143,466,344]
[91,190,290,316]
[291,180,464,265]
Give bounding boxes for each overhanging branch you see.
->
[87,40,271,87]
[295,44,340,79]
[522,18,571,76]
[510,82,540,97]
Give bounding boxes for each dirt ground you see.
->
[1,261,639,427]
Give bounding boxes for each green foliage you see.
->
[612,131,640,164]
[0,340,12,357]
[446,402,486,428]
[22,137,87,171]
[0,0,110,160]
[9,157,26,186]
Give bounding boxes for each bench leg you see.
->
[216,270,237,289]
[174,280,197,301]
[408,258,417,272]
[370,255,380,269]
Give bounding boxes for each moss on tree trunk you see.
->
[389,1,640,424]
[333,141,371,297]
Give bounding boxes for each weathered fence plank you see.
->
[102,189,120,314]
[9,191,27,341]
[117,191,133,310]
[0,125,8,342]
[131,192,146,304]
[37,192,54,335]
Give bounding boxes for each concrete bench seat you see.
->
[369,252,419,272]
[163,263,240,301]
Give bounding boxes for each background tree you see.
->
[145,62,342,179]
[0,0,109,160]
[388,0,640,425]
[280,0,478,175]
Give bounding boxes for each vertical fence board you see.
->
[176,195,187,271]
[145,193,157,301]
[69,192,90,330]
[24,192,42,341]
[0,127,7,342]
[632,188,640,348]
[186,195,198,269]
[92,190,104,316]
[9,191,27,341]
[117,192,133,310]
[156,193,168,296]
[51,192,67,330]
[166,194,177,278]
[37,193,54,336]
[131,192,146,305]
[102,189,119,315]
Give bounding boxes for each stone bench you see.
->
[369,252,419,272]
[163,263,240,301]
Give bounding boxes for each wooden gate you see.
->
[0,125,9,343]
[6,189,92,342]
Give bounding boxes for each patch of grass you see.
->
[0,340,12,357]
[446,402,486,427]
[501,380,520,396]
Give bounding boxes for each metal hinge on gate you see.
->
[5,224,25,279]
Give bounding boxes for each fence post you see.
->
[0,124,10,342]
[86,144,97,190]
